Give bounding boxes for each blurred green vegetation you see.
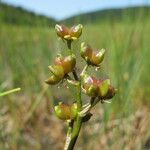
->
[61,6,150,25]
[0,2,56,26]
[0,3,150,150]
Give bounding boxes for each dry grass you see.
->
[0,96,149,150]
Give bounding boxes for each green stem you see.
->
[0,88,21,97]
[76,82,82,111]
[64,121,73,150]
[67,40,79,81]
[64,40,83,150]
[66,116,82,150]
[65,82,82,150]
[67,40,73,55]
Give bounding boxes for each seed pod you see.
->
[55,24,68,38]
[80,43,105,66]
[89,85,99,97]
[90,49,105,66]
[80,43,92,61]
[45,75,61,85]
[103,86,117,100]
[45,65,65,85]
[55,24,83,41]
[55,54,76,74]
[82,74,116,99]
[48,65,65,79]
[54,102,78,120]
[85,84,98,97]
[70,24,83,40]
[62,55,76,74]
[98,79,110,97]
[54,102,71,120]
[82,74,99,97]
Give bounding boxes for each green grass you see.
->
[0,18,150,149]
[0,88,21,97]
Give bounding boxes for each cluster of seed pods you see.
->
[45,24,116,120]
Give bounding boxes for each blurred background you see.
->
[0,0,150,149]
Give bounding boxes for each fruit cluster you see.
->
[45,54,76,85]
[45,24,116,120]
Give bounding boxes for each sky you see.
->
[1,0,150,20]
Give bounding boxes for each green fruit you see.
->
[87,85,98,97]
[91,49,105,66]
[48,65,64,79]
[98,79,110,97]
[54,103,71,120]
[45,75,61,85]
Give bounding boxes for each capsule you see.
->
[55,24,83,41]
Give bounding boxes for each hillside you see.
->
[0,2,56,26]
[1,2,150,26]
[61,6,150,24]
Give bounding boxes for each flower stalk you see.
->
[45,24,117,150]
[64,41,83,150]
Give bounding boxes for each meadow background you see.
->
[0,2,150,150]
